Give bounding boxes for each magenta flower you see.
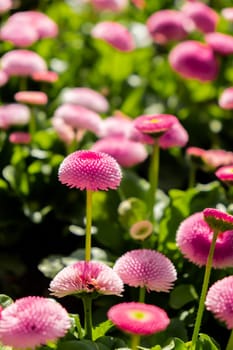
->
[91,21,135,52]
[205,32,233,56]
[0,296,71,349]
[90,0,128,12]
[146,9,194,45]
[218,87,233,110]
[215,165,233,185]
[203,208,233,232]
[49,260,124,298]
[9,131,31,144]
[0,103,30,129]
[113,249,177,292]
[205,276,233,329]
[169,40,218,82]
[1,49,47,77]
[133,114,178,137]
[181,1,219,33]
[58,150,122,191]
[14,91,48,105]
[107,302,170,335]
[91,137,148,167]
[176,212,233,268]
[60,87,109,113]
[158,120,189,149]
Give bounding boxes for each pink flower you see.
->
[1,49,47,77]
[9,131,31,144]
[218,87,233,109]
[49,260,124,298]
[221,8,233,22]
[133,114,178,137]
[186,147,233,171]
[14,91,48,105]
[113,249,177,292]
[91,21,135,52]
[0,21,38,47]
[51,117,75,145]
[205,32,233,56]
[146,9,194,45]
[215,165,233,185]
[0,0,12,14]
[90,0,128,12]
[0,103,30,129]
[181,1,219,33]
[107,302,170,335]
[176,212,233,268]
[205,276,233,329]
[91,137,148,167]
[31,70,58,83]
[169,40,218,82]
[60,87,109,113]
[0,296,71,349]
[0,70,8,87]
[58,150,122,191]
[158,120,189,149]
[203,208,233,232]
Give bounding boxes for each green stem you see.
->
[188,163,197,189]
[131,334,141,350]
[226,329,233,350]
[29,107,36,138]
[148,139,160,219]
[82,296,93,340]
[138,286,146,303]
[85,190,93,261]
[191,229,219,350]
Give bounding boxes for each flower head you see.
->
[0,70,8,87]
[205,32,233,56]
[129,220,153,241]
[0,103,30,129]
[58,150,122,191]
[0,21,38,47]
[218,87,233,110]
[0,0,12,14]
[205,276,233,329]
[49,260,124,298]
[0,296,71,349]
[176,212,233,268]
[134,114,178,137]
[107,302,170,335]
[203,208,233,232]
[90,0,128,12]
[113,249,177,292]
[14,91,48,105]
[158,120,189,149]
[9,131,31,144]
[215,165,233,185]
[221,8,233,22]
[31,70,58,83]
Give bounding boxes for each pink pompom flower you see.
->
[0,296,71,349]
[205,276,233,329]
[113,249,177,292]
[169,40,218,82]
[215,165,233,185]
[9,131,31,144]
[58,150,122,191]
[107,302,170,335]
[14,91,48,105]
[205,32,233,56]
[49,260,124,298]
[203,208,233,232]
[176,212,233,268]
[0,103,30,129]
[219,87,233,110]
[0,21,39,47]
[133,114,178,138]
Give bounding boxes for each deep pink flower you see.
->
[90,0,128,12]
[133,114,178,137]
[0,0,12,14]
[181,1,219,33]
[218,87,233,109]
[215,165,233,185]
[91,137,148,167]
[158,120,189,149]
[221,8,233,22]
[169,40,218,82]
[0,103,30,129]
[107,302,170,335]
[176,212,233,268]
[0,21,38,47]
[1,49,47,77]
[9,131,31,144]
[205,32,233,56]
[203,208,233,232]
[205,276,233,329]
[0,296,71,349]
[91,21,135,52]
[113,249,177,292]
[14,91,48,105]
[58,150,122,191]
[31,70,58,83]
[60,87,109,113]
[146,9,194,45]
[49,260,124,298]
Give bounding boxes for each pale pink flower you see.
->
[186,147,233,171]
[176,212,233,268]
[181,1,219,33]
[215,165,233,185]
[31,70,58,83]
[51,117,76,145]
[169,40,218,82]
[91,137,148,167]
[107,302,170,335]
[49,260,124,298]
[0,296,71,349]
[205,276,233,329]
[113,249,177,292]
[133,114,178,137]
[205,32,233,56]
[1,49,47,77]
[158,120,189,149]
[219,87,233,109]
[0,70,8,87]
[146,9,194,45]
[91,21,135,52]
[221,8,233,22]
[9,131,31,144]
[0,0,12,14]
[14,91,48,105]
[60,87,109,113]
[91,0,128,12]
[58,150,122,191]
[130,220,153,241]
[203,208,233,232]
[0,103,30,129]
[0,22,38,47]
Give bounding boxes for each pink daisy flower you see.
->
[203,208,233,232]
[219,87,233,110]
[129,220,153,241]
[133,114,178,137]
[205,276,233,329]
[9,131,31,144]
[49,260,124,298]
[0,296,71,349]
[205,32,233,56]
[158,120,189,149]
[91,137,148,167]
[91,21,135,52]
[58,150,122,191]
[0,21,39,47]
[0,103,30,129]
[0,70,8,87]
[215,165,233,185]
[90,0,128,12]
[31,70,58,83]
[113,249,177,292]
[107,302,170,335]
[202,149,233,170]
[51,117,75,145]
[169,40,218,82]
[221,8,233,22]
[176,212,233,268]
[14,91,48,105]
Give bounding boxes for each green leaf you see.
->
[96,336,127,349]
[169,284,198,310]
[118,197,148,230]
[0,294,14,308]
[195,334,221,350]
[162,338,188,350]
[92,320,114,341]
[57,340,98,350]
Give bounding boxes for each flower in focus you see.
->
[158,119,189,149]
[129,220,153,241]
[176,212,233,268]
[49,260,124,298]
[169,40,218,82]
[205,32,233,56]
[58,150,122,191]
[133,114,178,138]
[205,276,233,329]
[107,302,170,335]
[0,103,30,129]
[9,131,31,144]
[215,165,233,185]
[14,91,48,105]
[218,87,233,110]
[0,296,71,349]
[113,249,177,292]
[91,21,135,52]
[203,208,233,232]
